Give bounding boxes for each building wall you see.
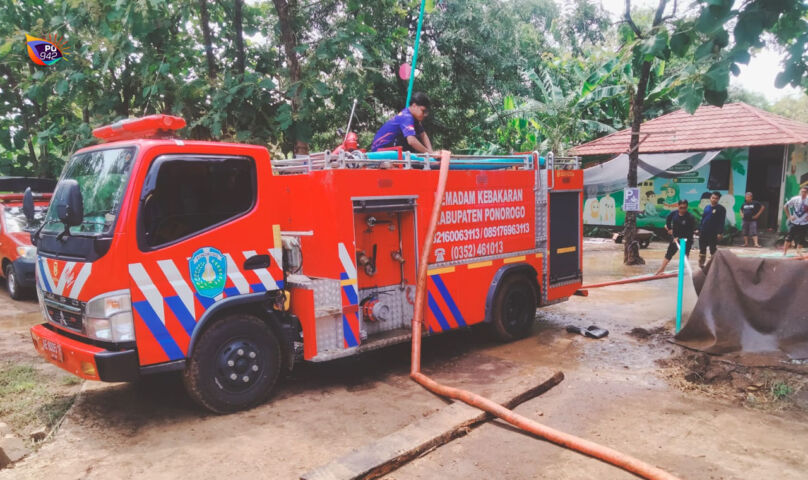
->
[584,148,749,229]
[782,144,808,231]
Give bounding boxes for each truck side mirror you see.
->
[22,187,35,223]
[54,179,84,227]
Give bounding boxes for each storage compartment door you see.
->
[548,191,581,284]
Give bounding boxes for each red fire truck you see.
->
[0,178,55,300]
[30,114,582,412]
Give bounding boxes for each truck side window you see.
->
[140,156,256,249]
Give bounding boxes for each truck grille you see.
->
[42,292,85,332]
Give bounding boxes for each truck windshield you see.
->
[4,205,47,233]
[42,147,135,235]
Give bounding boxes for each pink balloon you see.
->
[399,63,411,80]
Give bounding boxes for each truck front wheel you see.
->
[5,264,24,300]
[491,274,537,342]
[183,314,282,413]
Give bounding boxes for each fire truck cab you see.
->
[30,115,583,413]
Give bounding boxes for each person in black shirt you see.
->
[698,191,727,268]
[740,192,764,247]
[656,200,696,275]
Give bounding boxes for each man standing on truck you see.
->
[698,191,726,268]
[370,92,434,153]
[655,200,696,275]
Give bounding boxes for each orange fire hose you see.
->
[409,151,681,480]
[581,272,677,289]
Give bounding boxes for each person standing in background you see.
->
[740,192,764,248]
[698,191,726,268]
[656,200,696,275]
[783,186,808,258]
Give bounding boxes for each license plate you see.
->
[42,338,63,363]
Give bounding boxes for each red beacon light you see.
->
[92,114,186,143]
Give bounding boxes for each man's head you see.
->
[801,186,808,199]
[677,199,689,214]
[745,192,753,202]
[710,191,721,206]
[699,192,712,210]
[409,92,430,122]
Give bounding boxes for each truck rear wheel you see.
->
[183,314,281,413]
[491,274,537,342]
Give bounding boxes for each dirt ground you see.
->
[0,288,82,443]
[2,240,808,479]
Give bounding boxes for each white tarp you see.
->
[584,151,721,196]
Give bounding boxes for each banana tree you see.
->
[490,57,627,154]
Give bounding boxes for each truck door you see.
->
[128,152,281,366]
[548,191,581,284]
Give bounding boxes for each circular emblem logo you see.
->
[189,247,227,298]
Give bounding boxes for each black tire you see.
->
[491,274,538,342]
[639,239,651,249]
[5,264,24,301]
[183,314,282,413]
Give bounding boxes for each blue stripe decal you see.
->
[165,296,197,337]
[277,280,284,289]
[431,275,467,327]
[38,259,52,293]
[342,285,358,305]
[250,283,267,293]
[195,293,215,310]
[133,300,183,360]
[223,287,240,298]
[340,272,349,280]
[427,292,451,331]
[342,314,359,347]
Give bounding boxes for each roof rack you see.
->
[271,151,549,175]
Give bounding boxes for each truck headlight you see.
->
[16,246,36,260]
[84,290,135,342]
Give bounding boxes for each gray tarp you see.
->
[584,150,720,196]
[675,250,808,359]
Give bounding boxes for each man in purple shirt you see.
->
[370,92,434,153]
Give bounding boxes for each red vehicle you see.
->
[0,178,55,300]
[30,114,582,412]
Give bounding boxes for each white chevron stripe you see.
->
[68,263,92,298]
[244,250,278,290]
[269,247,283,270]
[338,242,357,279]
[39,258,56,293]
[157,259,195,317]
[225,253,250,294]
[53,262,76,295]
[35,260,44,291]
[128,263,165,322]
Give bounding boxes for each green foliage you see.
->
[490,56,629,154]
[771,381,793,400]
[0,0,805,178]
[770,94,808,123]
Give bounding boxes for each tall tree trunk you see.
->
[200,0,218,81]
[233,0,246,76]
[623,60,653,265]
[272,0,303,151]
[623,0,668,265]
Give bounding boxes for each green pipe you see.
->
[406,0,427,107]
[675,237,685,333]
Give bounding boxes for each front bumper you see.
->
[30,324,140,382]
[12,257,36,287]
